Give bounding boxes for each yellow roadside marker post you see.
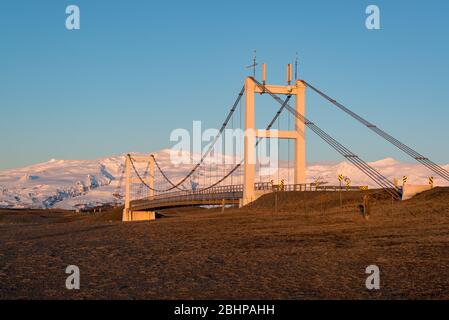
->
[345,177,351,190]
[338,174,344,208]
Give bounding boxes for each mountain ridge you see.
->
[1,150,447,210]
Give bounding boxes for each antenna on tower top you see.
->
[294,52,299,80]
[245,50,258,78]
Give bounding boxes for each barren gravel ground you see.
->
[0,188,448,299]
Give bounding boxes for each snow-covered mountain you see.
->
[0,155,123,210]
[0,149,448,210]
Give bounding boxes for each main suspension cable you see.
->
[302,80,449,182]
[251,77,401,199]
[199,95,293,191]
[151,85,245,191]
[135,92,294,193]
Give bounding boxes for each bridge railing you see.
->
[140,184,244,202]
[284,184,363,192]
[130,184,244,209]
[254,182,273,190]
[131,182,366,208]
[142,183,365,201]
[255,182,365,192]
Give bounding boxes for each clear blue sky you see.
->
[1,0,448,170]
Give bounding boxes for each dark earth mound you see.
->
[1,188,448,299]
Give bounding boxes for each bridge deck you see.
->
[131,185,243,211]
[129,183,365,212]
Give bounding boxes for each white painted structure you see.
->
[242,65,306,205]
[122,154,155,222]
[401,184,433,200]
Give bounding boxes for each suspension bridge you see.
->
[116,64,449,222]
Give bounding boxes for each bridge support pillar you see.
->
[243,77,256,205]
[122,154,156,222]
[148,157,155,198]
[295,80,306,185]
[124,211,156,222]
[242,76,307,206]
[123,155,131,220]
